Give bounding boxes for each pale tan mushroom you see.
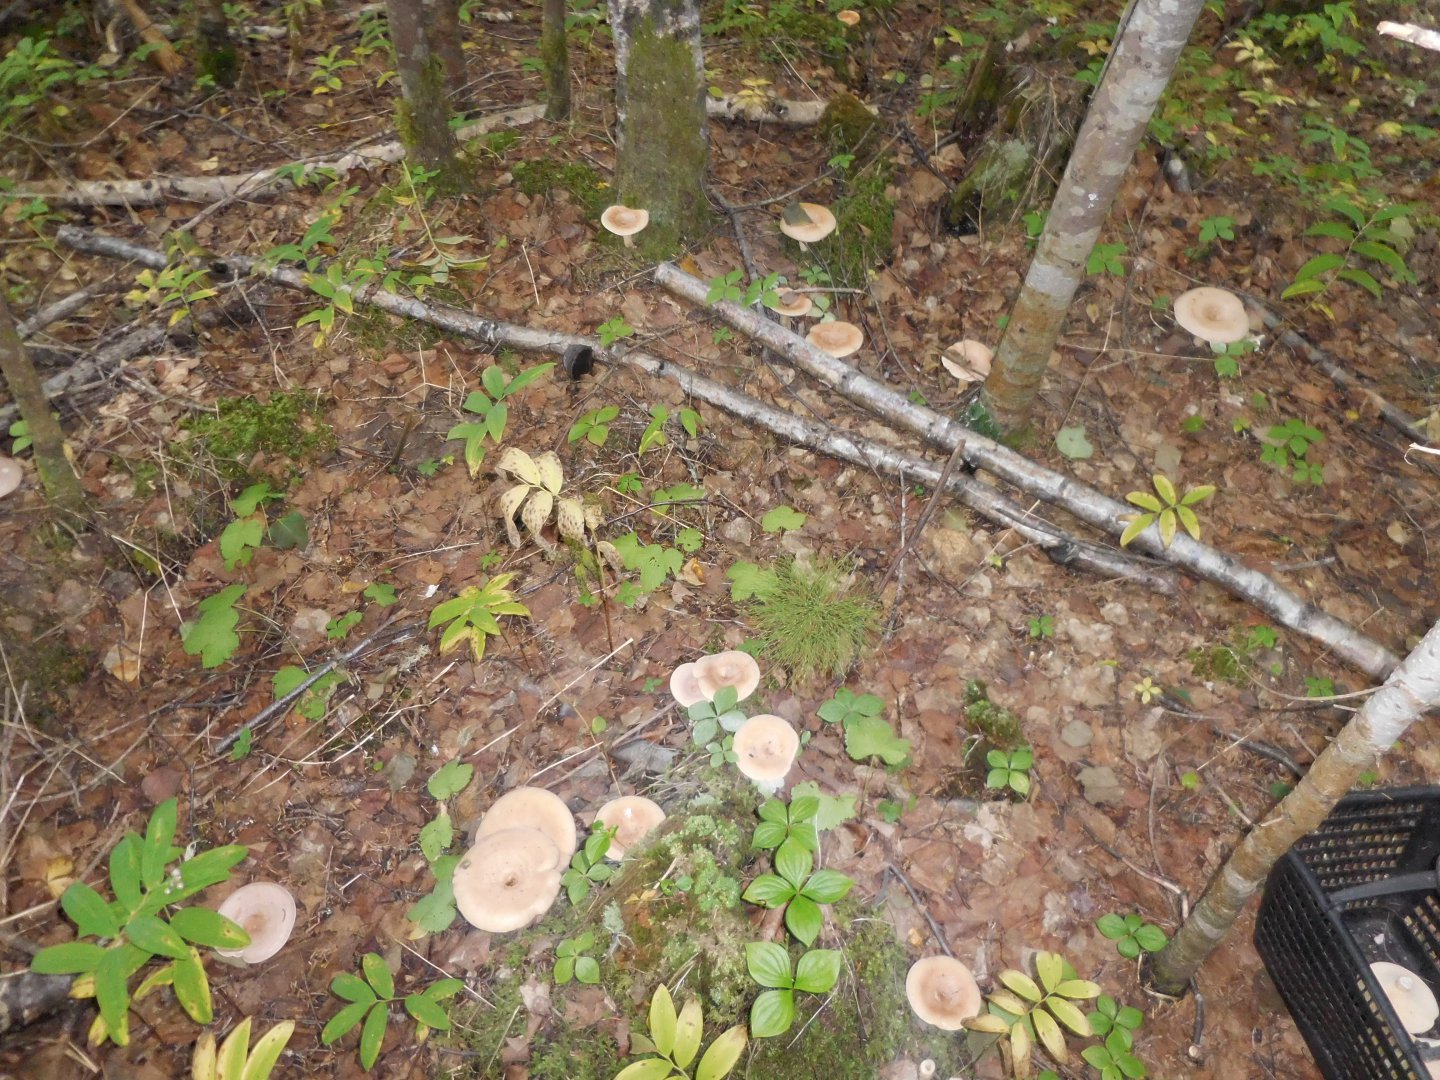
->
[1371,961,1440,1034]
[693,650,761,701]
[1172,286,1249,345]
[600,205,650,248]
[768,290,814,318]
[940,339,993,383]
[779,202,837,245]
[594,796,666,860]
[806,320,864,359]
[906,956,981,1030]
[732,714,799,793]
[215,882,297,964]
[453,827,563,932]
[670,662,707,708]
[836,8,861,26]
[475,786,578,863]
[0,457,21,500]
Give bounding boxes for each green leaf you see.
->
[1151,474,1177,506]
[1134,924,1169,951]
[173,946,213,1023]
[695,1024,747,1080]
[31,940,106,975]
[219,515,265,571]
[785,895,824,946]
[61,882,121,940]
[359,997,389,1069]
[1125,491,1163,513]
[333,971,379,1003]
[750,988,795,1038]
[554,955,575,985]
[574,956,601,984]
[800,869,853,905]
[141,799,179,889]
[1035,949,1064,991]
[183,584,248,668]
[363,582,397,606]
[419,815,453,862]
[726,561,774,602]
[1097,913,1127,939]
[1321,197,1366,228]
[794,948,842,993]
[427,760,474,800]
[774,841,812,887]
[109,835,143,913]
[1055,425,1094,459]
[742,875,795,910]
[1032,1005,1068,1063]
[1353,239,1408,275]
[1116,936,1140,959]
[1302,221,1355,241]
[1118,513,1155,548]
[404,992,452,1030]
[1047,996,1094,1036]
[323,1000,374,1045]
[650,984,678,1059]
[613,1060,678,1080]
[241,1019,295,1080]
[1055,978,1102,1000]
[842,715,910,765]
[789,782,856,830]
[96,943,140,1037]
[746,941,794,989]
[169,844,249,903]
[362,953,394,1000]
[761,505,806,533]
[1280,277,1328,299]
[751,821,787,850]
[269,508,309,550]
[1291,252,1345,283]
[998,969,1043,1003]
[124,913,190,960]
[673,996,703,1069]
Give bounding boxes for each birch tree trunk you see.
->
[542,0,570,120]
[1145,616,1440,996]
[385,0,464,184]
[606,0,711,253]
[981,0,1206,434]
[0,297,86,519]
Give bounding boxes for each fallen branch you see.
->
[1378,20,1440,53]
[53,227,1168,594]
[653,261,1402,680]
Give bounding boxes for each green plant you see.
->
[985,746,1034,798]
[1260,418,1324,485]
[271,665,346,720]
[1119,474,1216,549]
[741,843,853,946]
[124,263,218,326]
[182,584,248,668]
[1197,214,1235,247]
[745,941,842,1037]
[428,572,531,662]
[192,1016,295,1080]
[760,505,806,533]
[751,795,820,862]
[1305,675,1335,697]
[1282,198,1416,316]
[816,688,882,727]
[569,405,620,446]
[322,953,462,1070]
[966,951,1098,1079]
[554,931,601,985]
[29,799,249,1046]
[598,318,635,348]
[1132,676,1161,704]
[1086,243,1127,277]
[612,532,684,598]
[8,417,32,453]
[741,558,878,681]
[1027,615,1054,639]
[1096,914,1168,960]
[219,482,283,571]
[817,687,909,765]
[638,405,671,454]
[1211,337,1255,379]
[419,759,474,862]
[689,685,747,747]
[307,45,357,92]
[613,984,746,1080]
[446,363,556,477]
[562,822,617,904]
[0,34,114,135]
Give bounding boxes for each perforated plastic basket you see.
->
[1255,787,1440,1080]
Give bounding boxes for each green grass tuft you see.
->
[747,558,879,682]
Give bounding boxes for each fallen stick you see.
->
[1378,20,1440,53]
[653,261,1402,680]
[52,227,1167,594]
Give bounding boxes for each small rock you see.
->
[1078,765,1126,806]
[1123,709,1166,761]
[1060,720,1094,748]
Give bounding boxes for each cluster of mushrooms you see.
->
[670,650,800,797]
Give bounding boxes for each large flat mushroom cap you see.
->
[0,457,21,500]
[670,662,707,708]
[594,796,666,860]
[732,714,800,784]
[693,650,761,701]
[806,320,864,358]
[216,882,297,964]
[779,202,837,244]
[600,205,650,237]
[454,827,563,933]
[906,956,981,1030]
[475,786,578,863]
[1173,287,1249,344]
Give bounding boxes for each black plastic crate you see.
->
[1255,787,1440,1080]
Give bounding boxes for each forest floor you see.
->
[1,1,1438,1078]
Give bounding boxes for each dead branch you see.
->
[1378,20,1440,53]
[115,0,185,75]
[0,972,73,1036]
[652,261,1402,680]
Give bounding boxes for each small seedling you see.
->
[1096,913,1168,959]
[1305,675,1335,697]
[322,953,462,1071]
[746,941,842,1038]
[761,505,806,533]
[751,795,820,860]
[428,573,531,663]
[598,317,634,348]
[612,984,746,1080]
[1132,677,1161,704]
[271,665,346,721]
[562,823,616,905]
[1027,615,1054,639]
[446,363,555,476]
[741,843,853,946]
[985,746,1034,798]
[182,584,248,668]
[554,932,600,985]
[1119,474,1216,549]
[817,688,884,727]
[1086,243,1127,276]
[688,685,746,747]
[1261,418,1324,485]
[569,405,620,446]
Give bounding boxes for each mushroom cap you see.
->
[836,8,861,25]
[732,714,800,784]
[215,882,297,964]
[670,662,707,708]
[806,320,864,358]
[769,290,814,318]
[906,956,982,1030]
[940,339,993,382]
[594,796,666,860]
[779,202,837,244]
[453,827,563,933]
[1371,961,1440,1034]
[693,650,761,701]
[0,456,21,500]
[1172,287,1249,344]
[600,205,650,237]
[475,786,578,863]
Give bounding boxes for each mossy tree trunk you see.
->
[607,0,711,254]
[0,297,86,520]
[981,0,1206,435]
[194,0,238,87]
[542,0,570,120]
[421,0,470,108]
[385,0,464,183]
[1145,615,1440,996]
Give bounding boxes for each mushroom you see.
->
[940,339,993,383]
[670,662,707,708]
[1172,286,1250,346]
[693,650,761,701]
[731,714,799,795]
[906,956,982,1030]
[453,826,563,932]
[215,882,297,964]
[768,290,814,318]
[1371,961,1440,1034]
[918,1061,937,1080]
[594,796,666,860]
[475,785,578,863]
[778,202,837,246]
[0,457,21,500]
[600,205,650,248]
[806,320,864,359]
[836,8,861,26]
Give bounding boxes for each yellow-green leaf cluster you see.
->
[613,985,746,1080]
[965,950,1098,1078]
[1120,473,1216,549]
[428,573,531,663]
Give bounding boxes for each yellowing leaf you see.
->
[998,969,1042,1003]
[1032,1005,1068,1063]
[534,450,564,494]
[495,447,540,486]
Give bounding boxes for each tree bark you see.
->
[1145,614,1440,996]
[542,0,570,120]
[421,0,470,106]
[194,0,238,87]
[385,0,463,183]
[982,0,1206,434]
[0,296,86,519]
[607,0,711,253]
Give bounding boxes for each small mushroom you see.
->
[453,826,563,932]
[693,650,761,701]
[0,456,21,500]
[940,339,993,383]
[732,714,799,795]
[836,8,861,26]
[600,205,650,248]
[670,662,707,708]
[1172,286,1250,346]
[1371,961,1440,1034]
[594,796,666,860]
[778,202,837,246]
[768,290,814,318]
[918,1061,937,1080]
[907,956,981,1030]
[806,320,864,359]
[475,785,578,863]
[215,882,297,964]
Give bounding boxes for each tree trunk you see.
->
[421,0,470,107]
[981,0,1206,434]
[0,297,86,519]
[607,0,711,254]
[542,0,571,121]
[1145,615,1440,996]
[194,0,238,87]
[385,0,464,184]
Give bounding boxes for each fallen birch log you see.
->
[1378,20,1440,53]
[51,226,1164,590]
[654,261,1403,680]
